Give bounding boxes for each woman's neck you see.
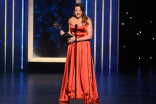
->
[75,16,82,20]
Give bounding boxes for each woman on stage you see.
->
[59,3,100,103]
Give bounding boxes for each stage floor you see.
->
[0,70,156,104]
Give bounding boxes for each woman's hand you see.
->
[60,30,65,35]
[68,35,75,43]
[67,32,73,37]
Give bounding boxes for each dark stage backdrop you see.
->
[0,0,119,73]
[119,0,156,72]
[33,0,75,57]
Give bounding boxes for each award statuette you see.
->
[53,22,71,41]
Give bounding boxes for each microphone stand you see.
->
[69,24,84,104]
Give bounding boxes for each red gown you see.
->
[59,19,100,103]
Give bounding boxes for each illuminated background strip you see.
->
[12,0,14,71]
[85,0,87,15]
[117,0,120,73]
[21,0,24,70]
[101,0,104,73]
[94,0,97,72]
[109,0,112,73]
[4,0,7,71]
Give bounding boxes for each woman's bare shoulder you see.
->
[87,17,92,23]
[69,17,75,21]
[68,17,74,24]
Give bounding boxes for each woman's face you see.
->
[74,6,82,18]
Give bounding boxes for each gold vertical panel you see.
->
[101,0,105,73]
[94,0,97,72]
[117,0,120,73]
[28,0,33,62]
[109,0,112,73]
[12,0,14,70]
[28,0,66,62]
[4,0,7,71]
[76,0,81,3]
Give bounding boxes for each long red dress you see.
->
[59,19,100,103]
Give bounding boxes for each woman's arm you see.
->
[68,18,71,34]
[77,18,93,41]
[60,18,72,35]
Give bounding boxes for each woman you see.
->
[59,3,100,103]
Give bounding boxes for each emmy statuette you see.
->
[53,22,71,41]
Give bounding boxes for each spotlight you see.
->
[150,21,152,23]
[126,12,128,14]
[139,31,141,33]
[139,57,141,59]
[122,23,124,25]
[130,17,132,19]
[123,46,125,48]
[150,57,152,59]
[152,38,154,40]
[137,33,139,35]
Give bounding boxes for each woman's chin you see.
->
[75,15,81,18]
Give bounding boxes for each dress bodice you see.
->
[70,23,87,38]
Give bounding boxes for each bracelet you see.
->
[76,38,78,42]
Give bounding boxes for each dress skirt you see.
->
[59,41,100,103]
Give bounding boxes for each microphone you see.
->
[75,24,77,42]
[75,24,77,29]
